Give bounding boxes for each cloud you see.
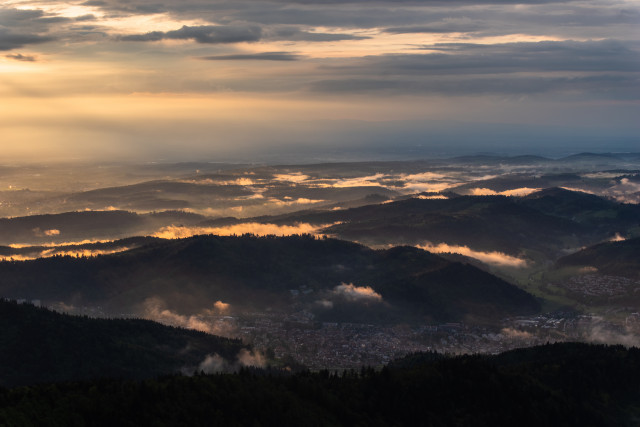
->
[268,197,325,206]
[501,328,533,339]
[142,297,213,333]
[586,317,640,348]
[0,246,134,261]
[560,187,595,194]
[266,27,369,41]
[403,182,454,193]
[236,348,266,368]
[416,194,448,200]
[383,24,480,34]
[332,282,382,303]
[201,52,303,61]
[329,173,388,188]
[151,222,331,239]
[213,300,230,312]
[5,53,36,61]
[196,348,266,374]
[302,40,640,97]
[198,353,228,373]
[609,233,626,242]
[273,172,310,183]
[32,228,61,238]
[468,187,541,196]
[417,242,528,268]
[324,39,640,76]
[141,297,239,337]
[0,28,55,51]
[121,25,262,44]
[401,172,448,181]
[315,299,334,309]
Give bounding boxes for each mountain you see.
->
[0,235,540,323]
[242,188,640,260]
[0,210,205,245]
[555,237,640,278]
[0,299,247,388]
[1,342,638,426]
[521,187,640,231]
[0,236,159,260]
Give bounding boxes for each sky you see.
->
[1,0,639,162]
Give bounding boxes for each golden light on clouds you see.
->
[151,222,332,239]
[468,187,541,197]
[417,242,528,268]
[0,0,636,161]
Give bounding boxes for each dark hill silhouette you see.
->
[555,237,640,278]
[0,210,205,245]
[1,342,638,426]
[238,188,639,258]
[0,299,246,388]
[0,235,540,323]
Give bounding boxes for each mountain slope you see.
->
[0,235,540,323]
[0,210,205,245]
[555,237,640,277]
[242,188,639,259]
[0,300,247,388]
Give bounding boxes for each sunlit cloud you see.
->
[329,173,387,188]
[415,194,448,200]
[9,238,114,248]
[31,228,61,237]
[0,0,637,162]
[141,297,216,334]
[468,187,541,197]
[403,182,454,193]
[273,173,309,183]
[417,242,528,268]
[609,233,626,242]
[581,172,627,179]
[0,246,131,261]
[401,172,448,181]
[608,178,640,204]
[213,300,230,312]
[151,222,332,239]
[268,197,324,206]
[332,282,382,303]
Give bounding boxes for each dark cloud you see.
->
[0,8,44,26]
[383,24,481,34]
[5,53,36,61]
[266,27,369,41]
[75,14,98,22]
[200,51,303,60]
[0,29,55,51]
[320,40,640,76]
[121,25,262,43]
[0,7,70,50]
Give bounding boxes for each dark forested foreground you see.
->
[1,343,639,427]
[0,300,247,388]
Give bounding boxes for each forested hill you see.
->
[244,188,640,256]
[0,234,540,323]
[555,237,640,277]
[1,342,638,426]
[0,300,246,388]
